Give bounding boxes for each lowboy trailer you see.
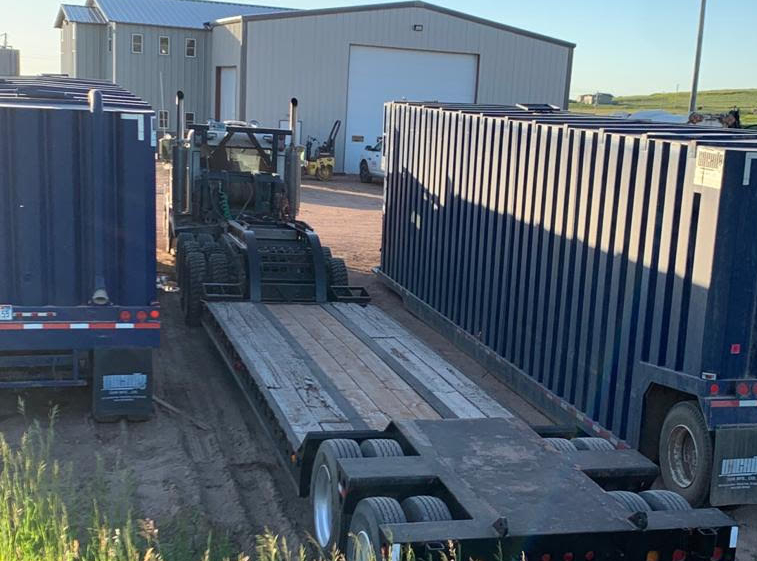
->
[169,98,739,560]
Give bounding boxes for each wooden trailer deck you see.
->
[204,302,513,451]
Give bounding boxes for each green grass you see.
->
[569,88,757,126]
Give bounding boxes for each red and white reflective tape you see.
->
[0,322,160,331]
[13,311,57,318]
[711,400,757,408]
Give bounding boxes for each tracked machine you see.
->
[166,97,366,323]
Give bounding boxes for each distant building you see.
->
[0,45,20,76]
[56,0,575,173]
[579,92,614,105]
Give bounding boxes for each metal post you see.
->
[688,0,707,113]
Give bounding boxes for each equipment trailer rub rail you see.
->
[169,97,738,561]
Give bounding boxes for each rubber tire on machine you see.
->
[544,438,578,452]
[175,233,195,272]
[183,251,206,327]
[329,258,349,287]
[606,491,652,512]
[346,497,406,561]
[317,164,333,181]
[572,437,615,451]
[638,490,693,511]
[322,246,333,262]
[400,496,452,522]
[658,401,712,507]
[360,439,403,458]
[359,161,372,184]
[178,240,201,293]
[207,253,230,283]
[196,233,214,247]
[201,241,222,257]
[311,439,363,553]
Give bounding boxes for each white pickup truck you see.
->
[358,138,384,183]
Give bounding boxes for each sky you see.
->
[3,0,756,98]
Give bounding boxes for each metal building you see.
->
[212,2,574,173]
[0,46,20,76]
[55,0,290,131]
[56,0,574,172]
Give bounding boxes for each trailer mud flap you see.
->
[92,349,153,422]
[710,426,757,506]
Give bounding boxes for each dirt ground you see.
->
[1,166,755,558]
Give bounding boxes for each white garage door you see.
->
[219,67,237,122]
[344,46,477,174]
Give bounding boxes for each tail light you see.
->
[119,310,131,321]
[136,310,148,322]
[563,554,574,561]
[541,555,551,561]
[672,550,687,561]
[584,553,595,561]
[646,551,660,561]
[149,309,160,319]
[736,382,750,397]
[711,547,724,561]
[709,383,719,395]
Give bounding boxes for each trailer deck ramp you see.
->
[203,302,512,451]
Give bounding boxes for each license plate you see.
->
[0,305,12,321]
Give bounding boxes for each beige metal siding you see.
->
[0,49,19,76]
[60,22,75,76]
[244,6,571,172]
[74,23,107,79]
[114,23,212,125]
[210,21,243,121]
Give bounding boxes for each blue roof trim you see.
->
[90,0,294,29]
[54,4,107,27]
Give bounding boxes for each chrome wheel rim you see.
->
[355,531,373,561]
[668,424,698,488]
[313,464,333,547]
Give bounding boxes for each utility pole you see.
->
[688,0,707,113]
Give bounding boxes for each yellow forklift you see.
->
[303,120,340,181]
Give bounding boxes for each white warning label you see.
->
[694,146,725,189]
[103,373,147,391]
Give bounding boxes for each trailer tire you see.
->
[401,495,452,522]
[329,258,349,287]
[346,497,406,561]
[360,439,403,458]
[572,437,615,451]
[208,253,230,283]
[311,439,363,552]
[544,438,578,452]
[607,491,652,512]
[184,251,206,326]
[659,400,712,507]
[639,490,692,511]
[197,233,214,247]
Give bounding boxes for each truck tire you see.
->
[401,495,452,522]
[360,439,403,458]
[202,241,222,257]
[322,246,333,262]
[359,161,372,183]
[178,240,201,289]
[208,253,229,283]
[176,232,195,258]
[659,401,712,507]
[184,251,206,326]
[572,437,615,451]
[197,233,214,247]
[311,439,362,551]
[346,497,406,561]
[544,438,578,452]
[329,258,349,287]
[607,491,652,512]
[639,490,692,511]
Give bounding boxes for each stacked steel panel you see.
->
[380,101,757,444]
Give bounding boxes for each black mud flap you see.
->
[92,348,153,422]
[710,426,757,506]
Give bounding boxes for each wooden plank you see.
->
[270,388,327,445]
[342,390,390,430]
[281,305,420,421]
[331,303,388,338]
[375,338,486,419]
[392,337,514,419]
[391,389,442,420]
[320,422,354,432]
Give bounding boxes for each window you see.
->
[158,110,169,130]
[159,36,170,55]
[108,28,112,52]
[131,33,143,54]
[185,38,196,58]
[185,112,195,126]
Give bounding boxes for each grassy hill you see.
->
[569,89,757,126]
